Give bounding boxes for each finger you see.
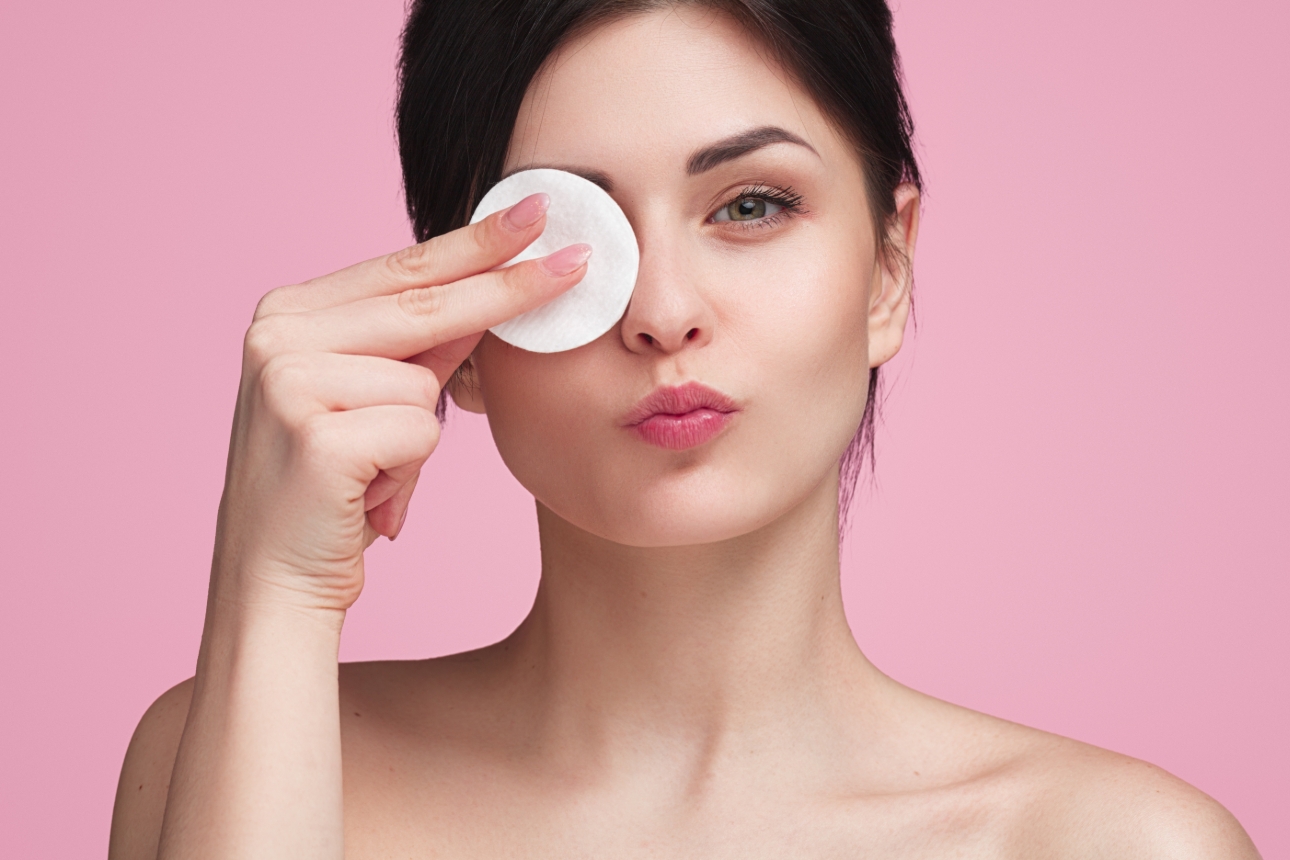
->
[259,352,441,415]
[406,333,482,389]
[303,405,440,489]
[369,470,420,540]
[364,470,399,513]
[259,244,591,360]
[364,461,422,512]
[256,194,551,316]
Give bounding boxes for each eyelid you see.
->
[711,198,784,223]
[706,183,807,229]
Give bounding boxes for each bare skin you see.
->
[110,9,1260,860]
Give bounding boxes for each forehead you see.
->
[506,8,850,179]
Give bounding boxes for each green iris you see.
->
[726,197,766,221]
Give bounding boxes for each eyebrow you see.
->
[686,126,818,175]
[500,126,818,194]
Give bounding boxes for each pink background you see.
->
[1,0,1286,855]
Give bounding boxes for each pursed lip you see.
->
[623,382,740,450]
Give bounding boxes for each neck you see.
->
[499,472,887,767]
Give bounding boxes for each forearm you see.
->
[140,192,564,858]
[157,589,346,860]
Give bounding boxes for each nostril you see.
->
[686,328,699,341]
[640,333,655,346]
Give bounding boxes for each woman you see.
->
[109,1,1260,857]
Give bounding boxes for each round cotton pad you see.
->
[470,168,639,353]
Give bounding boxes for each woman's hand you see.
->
[114,200,589,860]
[212,192,588,614]
[111,196,590,860]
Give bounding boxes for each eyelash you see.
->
[711,184,807,231]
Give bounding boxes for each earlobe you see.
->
[446,359,487,414]
[868,183,920,369]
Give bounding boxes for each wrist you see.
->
[208,583,348,636]
[209,545,359,623]
[216,596,346,646]
[198,562,347,673]
[193,589,344,696]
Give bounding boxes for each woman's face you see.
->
[465,8,912,547]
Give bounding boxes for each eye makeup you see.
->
[709,183,808,231]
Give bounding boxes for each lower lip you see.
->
[631,408,734,451]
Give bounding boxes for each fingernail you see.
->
[540,243,592,276]
[502,192,549,231]
[391,506,409,541]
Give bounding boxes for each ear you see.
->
[868,182,920,369]
[446,358,487,414]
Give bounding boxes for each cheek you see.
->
[469,217,879,545]
[714,224,875,416]
[471,336,615,500]
[727,230,876,518]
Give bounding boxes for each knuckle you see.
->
[296,413,340,462]
[469,217,504,257]
[243,315,288,368]
[386,240,440,281]
[475,213,532,266]
[499,259,537,297]
[396,284,446,318]
[257,354,310,409]
[253,285,290,320]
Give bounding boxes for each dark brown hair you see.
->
[397,0,921,521]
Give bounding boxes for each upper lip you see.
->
[623,382,739,426]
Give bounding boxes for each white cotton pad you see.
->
[470,168,639,353]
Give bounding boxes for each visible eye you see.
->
[707,185,806,231]
[713,196,784,223]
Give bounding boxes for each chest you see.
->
[338,747,1025,860]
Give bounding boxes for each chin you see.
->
[536,463,815,548]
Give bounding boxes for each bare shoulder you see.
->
[890,686,1259,858]
[992,721,1261,858]
[336,645,511,736]
[1031,743,1259,858]
[108,677,195,860]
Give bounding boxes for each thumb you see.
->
[406,331,485,388]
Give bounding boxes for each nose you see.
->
[619,240,716,355]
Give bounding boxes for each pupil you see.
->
[734,198,764,220]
